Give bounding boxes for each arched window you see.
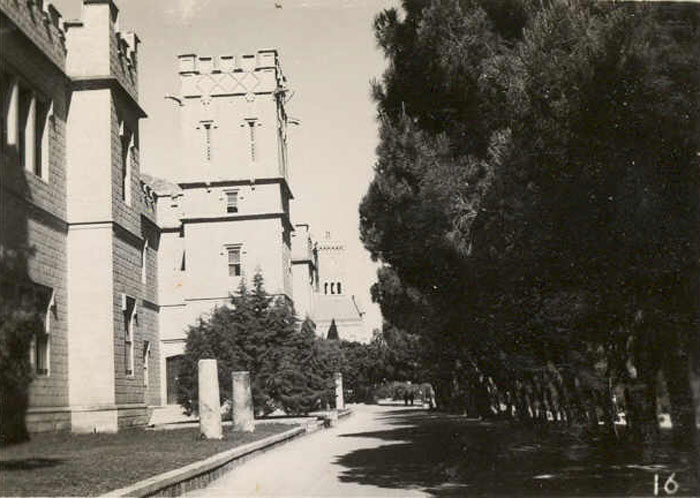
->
[324,282,328,295]
[330,283,335,295]
[337,282,342,295]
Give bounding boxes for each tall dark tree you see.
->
[361,0,700,460]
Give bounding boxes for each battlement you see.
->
[317,232,345,252]
[64,0,140,102]
[0,0,67,68]
[317,241,345,251]
[177,49,287,98]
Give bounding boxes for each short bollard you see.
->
[232,371,255,432]
[198,359,223,439]
[324,409,339,428]
[334,372,344,411]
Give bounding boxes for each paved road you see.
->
[188,404,432,497]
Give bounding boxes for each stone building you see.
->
[313,233,367,343]
[1,0,159,432]
[291,223,319,322]
[152,50,299,405]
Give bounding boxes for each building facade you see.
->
[1,0,160,432]
[313,233,367,343]
[154,51,298,405]
[291,223,319,322]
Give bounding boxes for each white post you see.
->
[334,372,344,411]
[232,371,255,432]
[198,359,222,439]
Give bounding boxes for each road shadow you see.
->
[335,407,699,496]
[0,457,63,471]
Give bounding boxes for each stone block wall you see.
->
[0,0,66,70]
[1,0,71,423]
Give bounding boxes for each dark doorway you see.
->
[166,355,184,405]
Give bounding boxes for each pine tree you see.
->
[361,0,700,456]
[178,272,336,416]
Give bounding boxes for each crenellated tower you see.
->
[154,50,295,405]
[175,51,290,184]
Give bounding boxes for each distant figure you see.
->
[409,391,415,406]
[424,387,436,409]
[404,392,409,406]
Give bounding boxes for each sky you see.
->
[53,0,400,335]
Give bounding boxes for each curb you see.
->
[101,419,324,497]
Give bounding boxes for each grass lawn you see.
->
[0,423,295,497]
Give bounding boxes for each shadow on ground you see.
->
[0,458,63,471]
[335,407,699,496]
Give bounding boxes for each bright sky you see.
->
[53,0,399,335]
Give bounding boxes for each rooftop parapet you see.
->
[0,0,68,68]
[65,0,141,105]
[177,49,287,98]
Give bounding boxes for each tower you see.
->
[155,50,295,404]
[313,232,367,343]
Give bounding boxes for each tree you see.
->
[177,272,335,416]
[0,287,41,445]
[361,0,700,458]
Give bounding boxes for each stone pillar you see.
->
[198,359,223,439]
[232,371,255,432]
[334,372,344,411]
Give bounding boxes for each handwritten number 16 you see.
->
[654,473,679,496]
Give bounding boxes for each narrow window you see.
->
[141,238,148,284]
[34,99,50,179]
[123,295,136,376]
[29,286,54,376]
[18,87,33,170]
[324,282,328,295]
[330,282,335,295]
[27,286,52,376]
[246,119,257,163]
[337,282,342,295]
[227,246,241,277]
[143,341,151,388]
[120,122,132,205]
[3,77,18,150]
[225,191,238,213]
[1,74,13,152]
[203,122,213,162]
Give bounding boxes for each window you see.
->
[141,238,148,284]
[34,99,51,179]
[225,191,238,213]
[246,119,257,163]
[143,341,151,388]
[123,295,136,376]
[28,286,54,376]
[18,86,33,170]
[204,122,212,161]
[330,282,335,295]
[337,282,342,295]
[1,74,18,153]
[200,120,215,162]
[2,77,51,180]
[120,122,133,205]
[227,246,242,277]
[324,282,328,295]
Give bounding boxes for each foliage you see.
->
[361,0,700,453]
[0,292,40,445]
[178,273,336,416]
[339,326,424,402]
